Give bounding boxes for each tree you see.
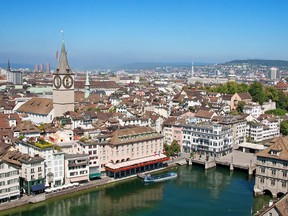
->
[237,101,246,113]
[265,86,279,102]
[265,108,287,116]
[188,106,196,113]
[248,81,267,105]
[164,140,181,156]
[226,81,238,94]
[280,121,288,135]
[277,91,288,110]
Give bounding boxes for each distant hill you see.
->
[224,59,288,67]
[0,63,34,70]
[118,62,212,70]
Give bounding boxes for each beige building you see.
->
[53,40,75,117]
[94,126,168,178]
[254,137,288,197]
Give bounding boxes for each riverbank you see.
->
[0,161,178,214]
[1,165,258,216]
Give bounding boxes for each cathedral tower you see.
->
[53,39,75,117]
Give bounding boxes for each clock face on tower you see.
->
[63,75,74,89]
[53,75,61,89]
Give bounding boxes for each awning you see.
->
[89,173,101,179]
[70,175,89,183]
[31,183,45,192]
[105,154,170,172]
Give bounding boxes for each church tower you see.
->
[53,38,75,117]
[84,71,90,99]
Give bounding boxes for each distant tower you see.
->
[84,71,90,99]
[34,64,39,72]
[270,67,278,80]
[6,59,11,82]
[53,34,75,117]
[191,62,194,77]
[46,62,50,73]
[40,64,44,72]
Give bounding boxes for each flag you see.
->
[56,51,58,61]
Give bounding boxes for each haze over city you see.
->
[1,0,288,69]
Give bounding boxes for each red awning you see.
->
[105,156,169,173]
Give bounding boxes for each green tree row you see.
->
[207,81,288,109]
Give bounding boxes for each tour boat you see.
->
[143,172,178,183]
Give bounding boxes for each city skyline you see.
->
[1,0,288,69]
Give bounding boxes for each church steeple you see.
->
[56,34,72,74]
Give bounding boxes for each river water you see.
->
[2,165,269,216]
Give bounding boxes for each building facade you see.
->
[254,137,288,197]
[182,122,233,157]
[0,160,20,203]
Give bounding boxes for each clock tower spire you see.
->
[53,33,75,117]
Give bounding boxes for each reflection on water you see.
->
[4,165,258,216]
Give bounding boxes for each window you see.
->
[260,178,264,184]
[261,167,265,173]
[272,169,276,175]
[282,181,286,188]
[271,179,275,186]
[283,171,287,177]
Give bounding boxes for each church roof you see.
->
[56,40,72,74]
[17,97,53,115]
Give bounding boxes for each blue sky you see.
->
[0,0,288,69]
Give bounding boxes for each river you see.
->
[1,165,269,216]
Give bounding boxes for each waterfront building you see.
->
[53,39,75,117]
[1,150,45,196]
[15,141,64,187]
[0,159,20,203]
[94,126,167,178]
[77,140,101,179]
[254,137,288,197]
[64,154,89,184]
[19,154,45,195]
[182,122,233,157]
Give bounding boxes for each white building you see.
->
[77,140,101,179]
[0,159,20,203]
[64,154,89,184]
[247,118,280,143]
[16,98,54,124]
[243,104,264,118]
[182,122,233,157]
[15,141,64,187]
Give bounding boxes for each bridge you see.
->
[182,150,257,175]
